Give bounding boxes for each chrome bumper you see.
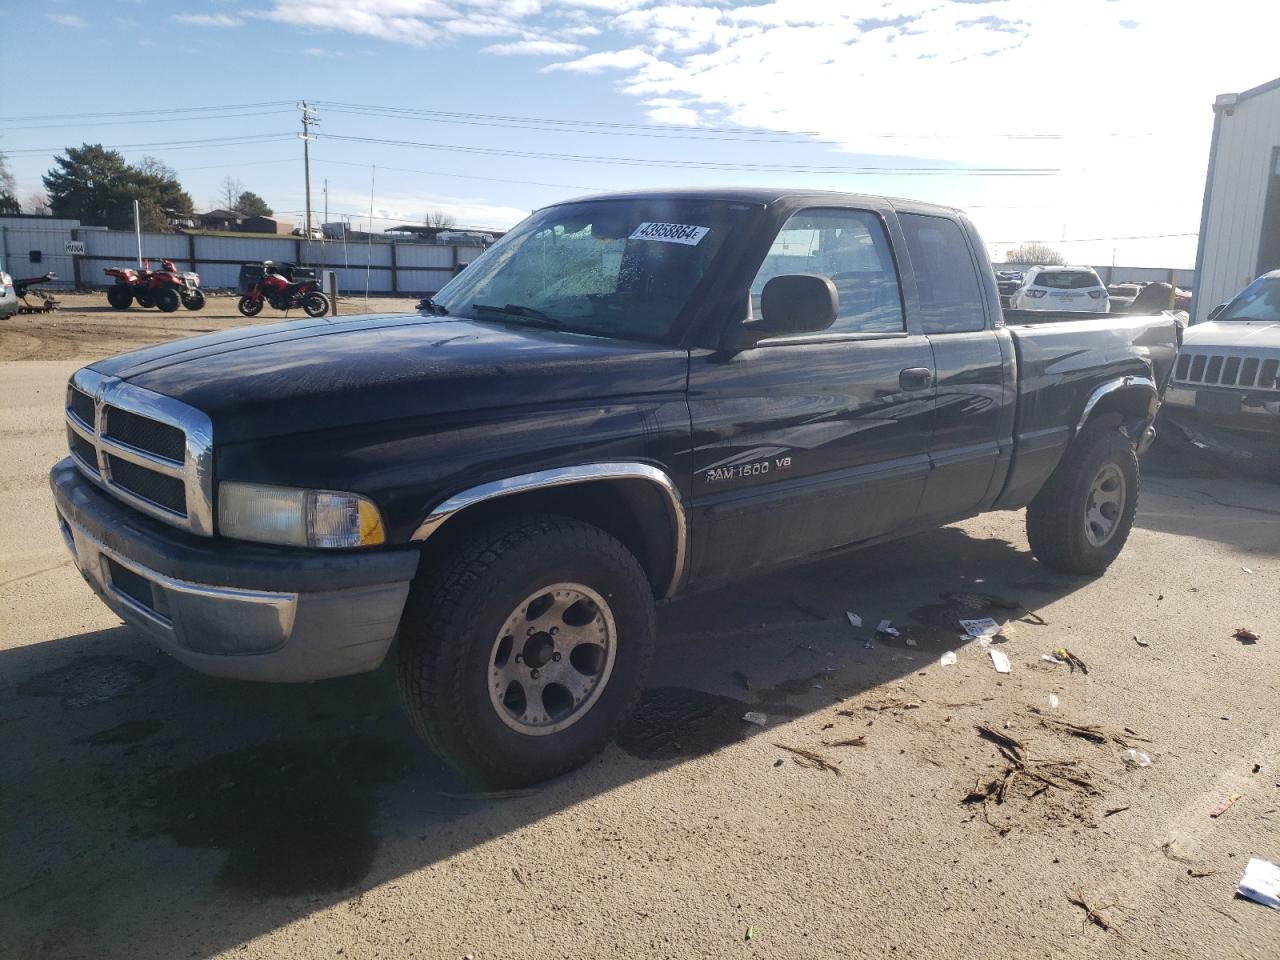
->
[51,459,418,683]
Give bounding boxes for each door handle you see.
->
[899,367,933,391]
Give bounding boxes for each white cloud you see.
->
[48,13,86,28]
[484,38,587,55]
[541,47,655,73]
[172,13,243,27]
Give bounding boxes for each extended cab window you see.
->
[750,209,904,335]
[900,214,985,334]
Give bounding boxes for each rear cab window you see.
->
[899,214,986,333]
[1034,271,1102,290]
[749,208,904,336]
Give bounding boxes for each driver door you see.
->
[685,206,936,588]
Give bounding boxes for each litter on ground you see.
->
[1233,627,1260,644]
[846,611,862,628]
[742,711,768,727]
[1122,748,1152,768]
[1134,636,1150,647]
[989,649,1011,673]
[960,617,1001,639]
[1209,793,1243,818]
[1054,648,1089,674]
[876,620,900,637]
[940,651,958,666]
[1237,858,1280,910]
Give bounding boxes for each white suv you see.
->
[1010,265,1109,312]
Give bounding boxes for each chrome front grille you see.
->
[65,368,215,536]
[1174,351,1280,392]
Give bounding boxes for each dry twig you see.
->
[773,742,840,775]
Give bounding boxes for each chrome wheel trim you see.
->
[1084,463,1126,547]
[487,582,617,736]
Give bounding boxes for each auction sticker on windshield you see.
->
[629,222,710,245]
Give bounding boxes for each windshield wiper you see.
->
[418,297,448,316]
[471,303,561,328]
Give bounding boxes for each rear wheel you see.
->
[1026,422,1139,575]
[181,288,206,311]
[395,514,656,788]
[106,285,133,310]
[301,291,330,317]
[153,287,180,313]
[237,295,263,317]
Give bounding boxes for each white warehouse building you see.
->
[1194,75,1280,323]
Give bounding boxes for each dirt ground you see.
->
[1,302,1278,959]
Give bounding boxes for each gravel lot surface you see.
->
[1,301,1277,959]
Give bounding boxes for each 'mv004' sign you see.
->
[64,240,86,256]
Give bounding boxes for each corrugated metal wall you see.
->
[0,217,485,295]
[1196,83,1280,322]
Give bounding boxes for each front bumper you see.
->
[1161,385,1280,464]
[50,459,419,682]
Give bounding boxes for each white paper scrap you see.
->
[977,636,993,648]
[1041,653,1064,664]
[876,620,899,637]
[1238,858,1280,910]
[989,649,1011,673]
[1048,693,1060,709]
[742,711,768,727]
[846,611,862,628]
[905,636,917,647]
[940,651,958,666]
[960,617,1001,639]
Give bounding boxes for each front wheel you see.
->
[301,291,330,317]
[1026,422,1139,576]
[395,514,656,788]
[237,295,263,317]
[153,287,180,313]
[182,288,206,311]
[106,285,133,310]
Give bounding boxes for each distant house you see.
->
[240,215,294,236]
[197,209,242,231]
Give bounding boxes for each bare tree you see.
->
[137,155,179,181]
[219,175,246,211]
[24,191,51,215]
[1006,242,1065,266]
[424,209,457,230]
[0,149,15,196]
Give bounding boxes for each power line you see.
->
[1,110,297,132]
[0,101,297,123]
[991,231,1197,243]
[314,157,603,192]
[3,134,296,157]
[317,132,1059,176]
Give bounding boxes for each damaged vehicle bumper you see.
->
[1161,385,1280,466]
[50,459,419,682]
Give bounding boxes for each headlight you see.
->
[218,482,385,548]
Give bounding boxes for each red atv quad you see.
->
[105,258,206,313]
[237,261,329,317]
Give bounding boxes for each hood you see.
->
[1184,320,1280,350]
[89,313,687,444]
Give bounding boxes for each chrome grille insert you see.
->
[65,369,214,536]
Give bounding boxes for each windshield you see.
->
[1033,271,1100,290]
[430,198,752,345]
[1217,276,1280,322]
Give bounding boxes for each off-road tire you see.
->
[182,288,206,311]
[301,291,329,317]
[153,286,180,313]
[395,514,656,788]
[106,285,133,310]
[1026,423,1139,576]
[237,295,263,317]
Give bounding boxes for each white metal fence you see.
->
[0,218,482,295]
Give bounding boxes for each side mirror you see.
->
[1207,302,1226,321]
[724,274,838,349]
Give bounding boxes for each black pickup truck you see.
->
[52,189,1178,785]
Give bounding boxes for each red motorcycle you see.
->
[105,259,205,312]
[237,261,329,317]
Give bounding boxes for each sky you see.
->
[2,0,1278,268]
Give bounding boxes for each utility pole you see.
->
[299,101,319,240]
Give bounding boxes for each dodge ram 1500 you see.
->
[51,189,1179,785]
